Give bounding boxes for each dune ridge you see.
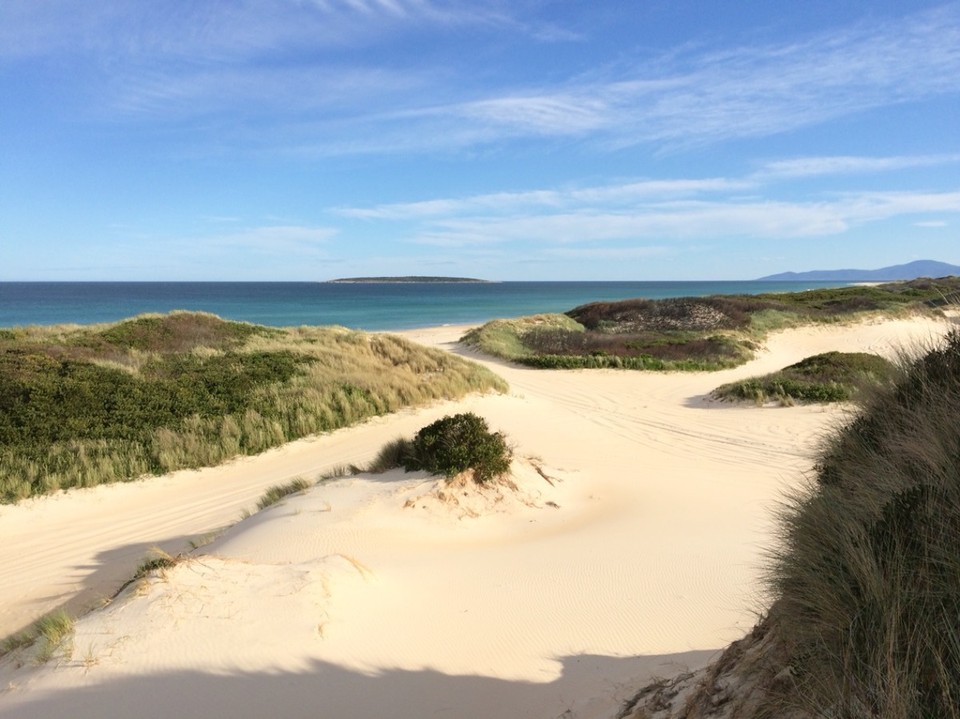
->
[1,313,954,718]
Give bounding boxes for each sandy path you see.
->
[0,313,954,718]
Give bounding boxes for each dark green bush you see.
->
[404,413,511,484]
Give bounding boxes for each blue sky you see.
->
[2,1,959,281]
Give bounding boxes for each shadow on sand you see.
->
[1,650,715,719]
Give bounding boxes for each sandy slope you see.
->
[0,314,953,718]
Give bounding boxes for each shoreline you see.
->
[1,313,956,718]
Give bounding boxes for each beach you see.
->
[0,314,954,718]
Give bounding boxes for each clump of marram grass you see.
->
[713,351,896,405]
[0,313,507,502]
[256,477,311,509]
[367,437,415,474]
[761,329,960,718]
[32,610,74,663]
[1,609,75,664]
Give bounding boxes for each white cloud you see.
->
[756,153,960,179]
[342,184,960,249]
[338,178,752,220]
[11,2,960,157]
[0,0,508,60]
[370,3,960,151]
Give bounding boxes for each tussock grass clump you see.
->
[0,313,506,502]
[257,477,312,509]
[714,351,896,404]
[111,548,184,597]
[766,329,960,718]
[402,412,511,485]
[1,609,74,664]
[367,437,415,474]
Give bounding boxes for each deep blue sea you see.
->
[0,281,850,332]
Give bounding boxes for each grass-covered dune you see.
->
[0,312,506,502]
[624,329,960,718]
[463,277,960,371]
[712,351,896,405]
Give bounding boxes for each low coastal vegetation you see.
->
[1,609,74,664]
[256,477,312,509]
[463,277,960,371]
[0,311,507,502]
[624,330,960,718]
[370,412,512,485]
[713,351,896,405]
[765,330,960,717]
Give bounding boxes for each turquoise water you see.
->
[0,281,849,331]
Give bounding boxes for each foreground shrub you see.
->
[767,329,960,718]
[403,413,511,484]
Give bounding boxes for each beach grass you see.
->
[463,277,959,370]
[0,311,507,502]
[1,610,74,664]
[256,477,312,509]
[367,437,415,474]
[760,329,960,717]
[712,351,896,404]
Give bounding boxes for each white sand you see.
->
[0,314,954,718]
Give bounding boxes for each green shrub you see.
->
[404,413,511,484]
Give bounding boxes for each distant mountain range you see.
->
[758,260,960,282]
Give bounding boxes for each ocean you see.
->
[0,281,848,331]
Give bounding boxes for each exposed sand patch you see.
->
[0,312,954,718]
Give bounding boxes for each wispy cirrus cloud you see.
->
[443,3,960,149]
[755,153,960,179]
[7,2,960,157]
[0,0,512,60]
[337,175,960,250]
[337,178,752,220]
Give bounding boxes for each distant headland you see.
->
[327,276,490,284]
[757,259,960,282]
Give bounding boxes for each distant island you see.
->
[327,276,490,284]
[757,259,960,282]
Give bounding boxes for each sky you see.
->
[1,1,959,282]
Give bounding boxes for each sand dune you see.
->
[0,314,953,718]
